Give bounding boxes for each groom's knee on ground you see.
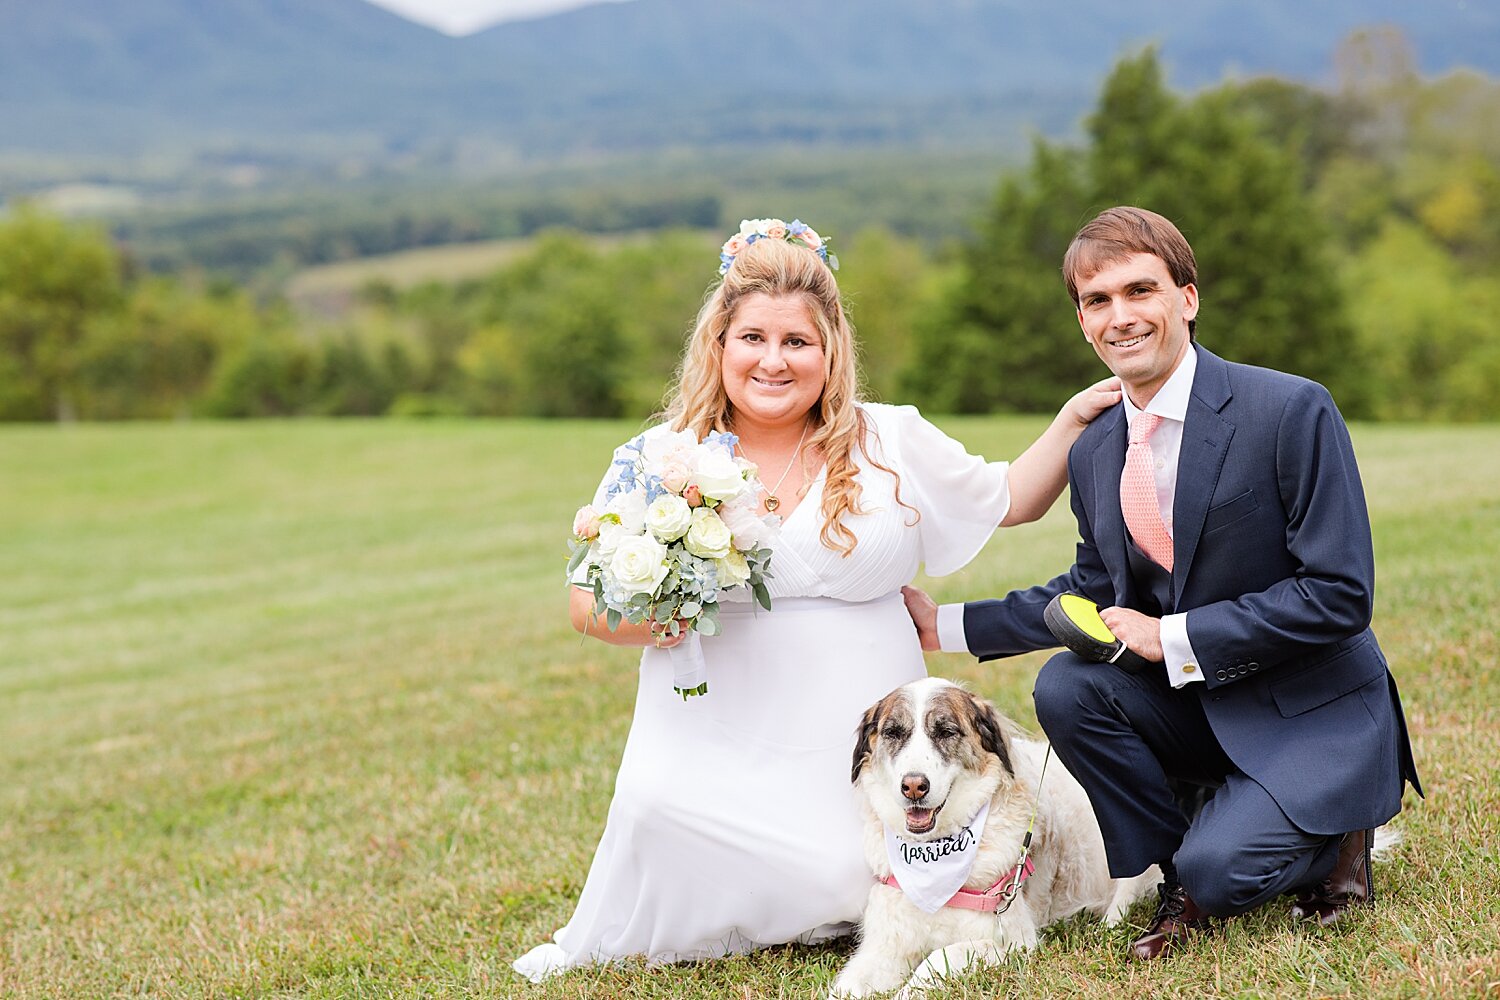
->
[1175,839,1278,918]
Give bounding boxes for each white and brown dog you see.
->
[832,678,1156,998]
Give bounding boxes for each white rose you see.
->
[716,548,751,587]
[595,521,628,558]
[645,494,692,542]
[609,534,670,597]
[683,507,733,560]
[691,449,747,502]
[641,429,698,469]
[717,498,776,551]
[605,488,648,534]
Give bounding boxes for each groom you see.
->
[904,207,1420,959]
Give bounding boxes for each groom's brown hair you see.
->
[1062,207,1199,335]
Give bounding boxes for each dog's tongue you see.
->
[905,808,936,834]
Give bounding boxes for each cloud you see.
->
[365,0,636,36]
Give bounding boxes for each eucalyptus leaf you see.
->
[753,582,772,611]
[566,544,589,575]
[606,607,622,632]
[698,616,719,637]
[680,600,702,618]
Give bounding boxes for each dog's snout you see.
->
[901,772,929,801]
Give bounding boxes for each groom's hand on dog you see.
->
[902,586,940,651]
[1098,607,1164,663]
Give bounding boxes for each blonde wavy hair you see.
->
[661,236,912,556]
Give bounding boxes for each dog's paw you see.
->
[830,961,906,999]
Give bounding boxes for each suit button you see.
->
[1249,661,1260,672]
[1215,669,1228,682]
[1183,663,1197,674]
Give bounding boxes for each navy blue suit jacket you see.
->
[964,346,1421,835]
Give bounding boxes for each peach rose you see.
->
[764,221,788,240]
[684,485,704,507]
[797,227,822,250]
[660,459,691,494]
[572,504,601,541]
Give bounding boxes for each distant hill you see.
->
[1,0,1497,176]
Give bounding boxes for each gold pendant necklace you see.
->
[751,420,811,513]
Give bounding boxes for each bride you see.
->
[513,220,1118,981]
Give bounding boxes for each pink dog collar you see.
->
[882,853,1036,913]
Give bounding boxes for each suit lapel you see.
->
[1172,347,1234,603]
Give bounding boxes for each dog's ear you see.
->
[851,704,880,783]
[968,693,1013,776]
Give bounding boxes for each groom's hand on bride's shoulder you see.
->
[902,586,940,652]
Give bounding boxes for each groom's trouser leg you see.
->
[1033,651,1343,917]
[1174,772,1342,917]
[1032,651,1233,879]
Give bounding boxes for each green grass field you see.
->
[2,418,1497,999]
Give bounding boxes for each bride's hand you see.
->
[1064,376,1122,427]
[649,620,691,649]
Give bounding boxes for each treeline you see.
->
[3,36,1499,422]
[0,203,944,422]
[115,188,725,279]
[910,34,1500,421]
[105,151,1003,281]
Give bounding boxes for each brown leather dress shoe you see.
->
[1291,828,1374,926]
[1130,881,1211,960]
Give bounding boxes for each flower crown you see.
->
[718,218,838,276]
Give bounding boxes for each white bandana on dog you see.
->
[883,801,990,913]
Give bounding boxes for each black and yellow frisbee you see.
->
[1043,593,1152,672]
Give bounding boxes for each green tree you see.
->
[904,142,1093,412]
[0,207,123,420]
[477,233,626,418]
[908,50,1364,414]
[202,334,318,418]
[74,280,255,419]
[1344,219,1500,421]
[600,230,716,416]
[836,226,943,402]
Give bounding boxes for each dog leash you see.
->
[986,741,1053,913]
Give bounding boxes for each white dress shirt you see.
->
[937,346,1206,687]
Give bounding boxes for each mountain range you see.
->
[2,0,1498,176]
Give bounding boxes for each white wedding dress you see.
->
[512,403,1012,981]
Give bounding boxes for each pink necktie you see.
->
[1121,412,1173,572]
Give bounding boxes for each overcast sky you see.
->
[366,0,634,35]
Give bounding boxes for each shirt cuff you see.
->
[1161,612,1203,687]
[937,603,970,654]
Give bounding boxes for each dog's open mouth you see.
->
[904,806,939,835]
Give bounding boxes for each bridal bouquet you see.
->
[568,429,776,698]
